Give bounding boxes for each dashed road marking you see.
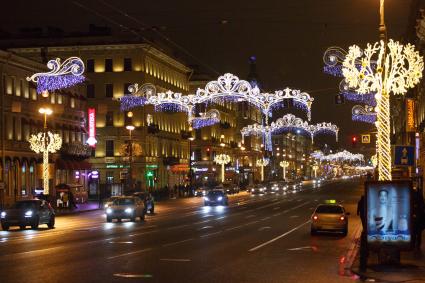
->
[160,258,191,262]
[200,231,222,238]
[162,238,194,247]
[258,226,272,231]
[107,248,153,260]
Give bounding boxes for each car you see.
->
[204,190,228,206]
[106,196,145,222]
[250,184,267,194]
[278,181,289,191]
[104,196,121,209]
[0,199,55,230]
[133,192,155,214]
[268,182,281,193]
[194,188,206,197]
[223,183,239,195]
[310,204,349,236]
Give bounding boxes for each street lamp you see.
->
[29,108,62,195]
[280,160,289,181]
[312,164,319,178]
[256,158,269,182]
[188,136,195,189]
[214,154,231,183]
[126,125,135,192]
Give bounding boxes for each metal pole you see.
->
[129,129,133,193]
[188,139,192,189]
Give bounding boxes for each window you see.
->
[124,112,132,126]
[105,140,114,157]
[106,111,114,126]
[124,58,132,72]
[86,59,94,72]
[105,59,113,72]
[106,171,114,184]
[105,84,113,98]
[123,83,132,95]
[87,84,95,98]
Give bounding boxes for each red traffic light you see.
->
[352,136,357,142]
[206,147,210,152]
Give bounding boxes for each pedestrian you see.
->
[357,195,366,230]
[69,191,77,209]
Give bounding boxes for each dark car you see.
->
[1,199,55,230]
[223,183,239,195]
[204,190,228,206]
[133,192,155,214]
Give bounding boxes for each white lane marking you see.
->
[200,231,222,238]
[245,215,256,219]
[258,226,272,231]
[107,248,153,260]
[261,217,271,221]
[109,241,133,244]
[249,220,310,252]
[197,225,213,230]
[290,215,299,218]
[162,238,194,247]
[216,216,226,220]
[113,273,153,278]
[273,213,282,217]
[245,220,260,226]
[273,207,280,210]
[160,258,191,262]
[287,246,316,251]
[193,220,211,225]
[225,225,244,231]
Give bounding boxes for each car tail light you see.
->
[340,216,345,221]
[313,215,318,221]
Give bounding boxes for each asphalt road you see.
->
[0,179,364,283]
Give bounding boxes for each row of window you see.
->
[86,83,131,98]
[86,58,132,73]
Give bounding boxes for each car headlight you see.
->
[104,204,109,208]
[0,212,6,218]
[25,210,33,217]
[106,208,112,214]
[217,196,223,201]
[125,208,133,214]
[204,197,209,201]
[251,189,255,192]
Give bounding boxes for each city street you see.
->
[0,179,363,283]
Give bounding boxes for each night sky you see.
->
[0,0,417,151]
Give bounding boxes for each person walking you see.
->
[357,195,366,230]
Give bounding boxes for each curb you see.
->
[55,207,101,216]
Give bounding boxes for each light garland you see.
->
[192,109,221,129]
[27,57,85,94]
[29,131,62,195]
[120,83,157,111]
[256,158,270,182]
[343,39,423,180]
[352,105,377,124]
[279,160,289,180]
[340,80,377,106]
[214,154,231,183]
[311,150,364,163]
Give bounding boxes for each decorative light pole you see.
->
[214,154,231,183]
[342,0,423,180]
[279,160,289,180]
[188,136,195,189]
[126,125,135,192]
[28,108,62,195]
[312,164,319,178]
[256,158,270,182]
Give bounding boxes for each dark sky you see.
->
[0,0,417,150]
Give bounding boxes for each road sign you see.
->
[361,134,371,144]
[394,146,415,166]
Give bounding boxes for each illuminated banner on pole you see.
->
[87,108,97,147]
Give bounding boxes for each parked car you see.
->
[133,192,155,214]
[311,204,349,236]
[204,190,228,206]
[106,196,145,222]
[104,196,121,209]
[1,199,55,230]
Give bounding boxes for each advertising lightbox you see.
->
[366,181,412,249]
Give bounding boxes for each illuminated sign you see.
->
[75,171,80,179]
[86,108,97,147]
[106,164,129,169]
[89,170,99,179]
[366,181,412,249]
[406,99,415,132]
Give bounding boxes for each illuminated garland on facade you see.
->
[27,57,85,94]
[343,40,423,180]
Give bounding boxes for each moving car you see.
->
[0,199,55,230]
[223,183,239,195]
[310,203,349,236]
[133,192,155,214]
[106,196,145,222]
[194,188,206,197]
[268,182,281,193]
[104,196,121,209]
[204,190,228,206]
[250,184,267,194]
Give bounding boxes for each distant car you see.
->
[194,188,206,197]
[133,192,155,214]
[0,199,55,230]
[268,182,281,193]
[311,204,349,236]
[223,184,239,195]
[104,196,121,209]
[312,178,322,185]
[278,181,289,191]
[250,184,267,194]
[204,190,228,206]
[106,197,145,222]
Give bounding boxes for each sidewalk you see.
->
[351,234,425,282]
[55,200,100,216]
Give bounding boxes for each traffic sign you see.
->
[361,134,371,144]
[394,146,415,166]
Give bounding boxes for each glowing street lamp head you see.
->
[188,137,195,141]
[39,108,53,115]
[126,125,135,131]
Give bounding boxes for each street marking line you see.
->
[197,225,213,230]
[258,226,272,231]
[290,215,299,218]
[261,217,271,221]
[162,238,194,247]
[287,246,317,251]
[249,220,310,252]
[245,220,260,226]
[225,225,244,231]
[160,258,191,262]
[109,241,133,244]
[107,248,153,260]
[113,273,153,278]
[273,213,282,217]
[200,231,222,238]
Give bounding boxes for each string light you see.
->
[311,150,364,163]
[352,105,377,124]
[191,109,220,129]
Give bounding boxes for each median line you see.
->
[162,238,194,247]
[107,248,153,260]
[249,220,310,252]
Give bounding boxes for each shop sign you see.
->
[87,108,97,147]
[89,171,99,179]
[106,164,129,169]
[105,157,115,163]
[406,99,416,132]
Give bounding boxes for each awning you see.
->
[55,159,91,170]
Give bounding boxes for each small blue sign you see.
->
[394,146,415,166]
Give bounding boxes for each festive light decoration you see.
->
[256,158,270,182]
[311,150,364,163]
[241,114,339,150]
[312,164,319,178]
[339,80,377,106]
[192,109,221,129]
[371,154,378,168]
[120,83,157,111]
[352,105,377,124]
[279,160,289,180]
[27,57,85,94]
[343,39,423,180]
[214,154,231,183]
[29,132,62,195]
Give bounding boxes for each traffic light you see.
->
[335,94,345,104]
[352,136,358,147]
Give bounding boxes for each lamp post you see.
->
[29,108,62,195]
[312,164,319,178]
[256,158,269,182]
[126,125,135,193]
[280,160,289,181]
[188,136,194,189]
[214,154,230,183]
